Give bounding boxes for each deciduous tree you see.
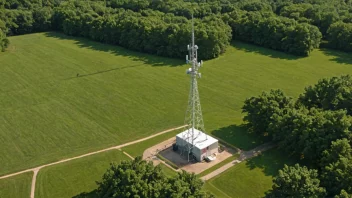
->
[267,164,326,198]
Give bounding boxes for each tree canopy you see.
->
[242,89,293,136]
[298,75,352,115]
[0,0,351,55]
[320,139,352,196]
[92,157,213,198]
[0,25,9,52]
[267,164,326,198]
[242,75,352,197]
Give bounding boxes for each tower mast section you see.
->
[184,16,205,161]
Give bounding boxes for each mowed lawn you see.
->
[159,163,178,177]
[205,149,296,197]
[0,172,32,198]
[35,150,129,198]
[122,128,181,158]
[1,32,352,176]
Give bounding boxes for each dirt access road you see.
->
[0,125,186,198]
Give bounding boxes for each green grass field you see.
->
[35,150,129,198]
[122,128,181,157]
[1,32,352,176]
[205,149,296,197]
[0,172,32,198]
[159,163,178,177]
[198,153,240,177]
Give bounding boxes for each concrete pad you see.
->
[143,137,238,175]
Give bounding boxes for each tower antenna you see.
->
[183,15,205,162]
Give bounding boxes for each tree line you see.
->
[242,75,352,197]
[0,19,9,51]
[106,0,352,53]
[1,0,351,55]
[75,156,214,198]
[223,9,321,56]
[0,0,231,59]
[55,1,231,60]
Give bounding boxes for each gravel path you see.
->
[30,169,39,198]
[123,151,135,160]
[201,142,276,181]
[0,125,186,198]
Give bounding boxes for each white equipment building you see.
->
[176,128,218,161]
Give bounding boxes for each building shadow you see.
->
[44,32,185,67]
[320,48,352,65]
[231,41,302,61]
[211,124,271,151]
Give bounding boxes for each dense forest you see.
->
[242,75,352,197]
[0,0,351,57]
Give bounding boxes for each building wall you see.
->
[176,136,192,154]
[193,147,201,161]
[198,141,219,161]
[176,137,219,162]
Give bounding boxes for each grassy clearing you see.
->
[159,163,178,177]
[0,172,32,198]
[205,149,296,197]
[122,129,180,157]
[198,153,240,177]
[35,150,129,198]
[0,32,187,176]
[204,182,232,198]
[1,32,352,175]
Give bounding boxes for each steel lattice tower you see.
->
[182,17,205,162]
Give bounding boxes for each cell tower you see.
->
[182,16,205,162]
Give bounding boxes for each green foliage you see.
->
[0,28,9,51]
[32,7,53,31]
[96,156,166,197]
[3,9,34,35]
[242,89,293,136]
[50,4,231,60]
[320,139,352,196]
[108,0,235,18]
[225,9,322,56]
[298,75,352,115]
[96,157,213,198]
[335,190,352,198]
[267,164,326,198]
[270,108,351,164]
[241,1,273,12]
[327,22,352,52]
[245,74,352,196]
[2,0,352,55]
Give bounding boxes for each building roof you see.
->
[176,128,218,150]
